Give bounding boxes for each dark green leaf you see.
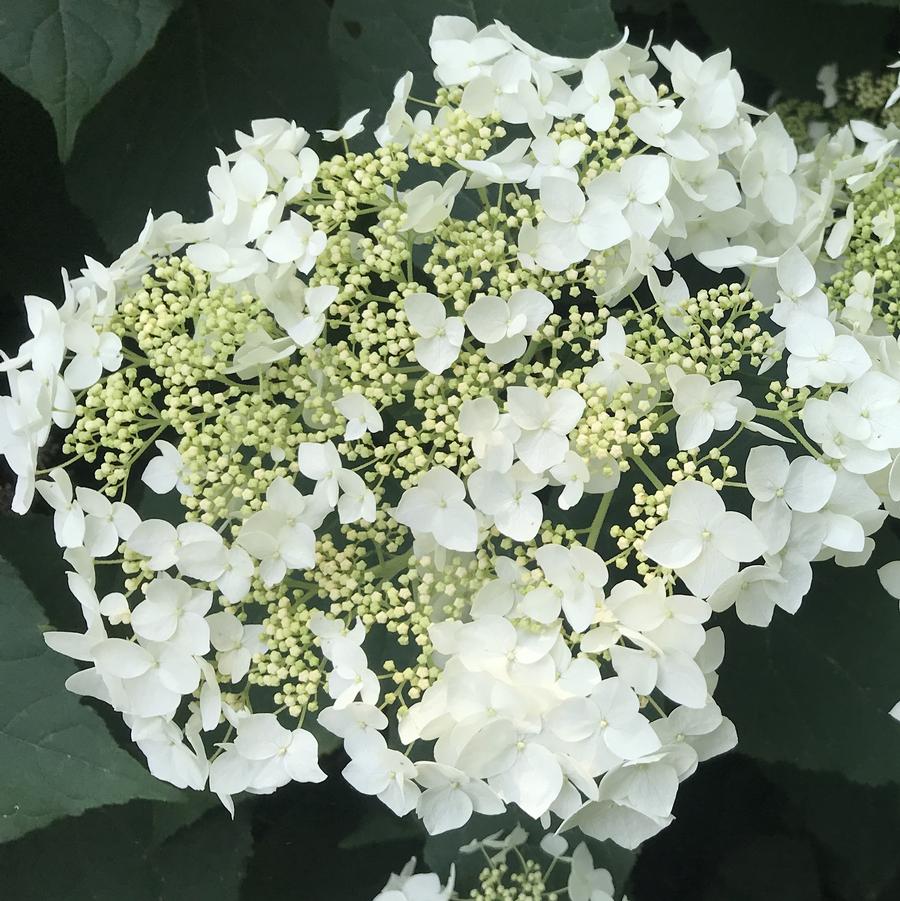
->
[157,806,253,901]
[817,0,900,5]
[0,76,105,354]
[615,0,671,12]
[684,0,897,98]
[715,526,900,785]
[150,791,219,845]
[763,764,900,899]
[0,800,250,900]
[704,835,822,901]
[631,756,796,898]
[0,0,179,159]
[339,806,421,850]
[66,0,337,253]
[635,754,900,899]
[0,511,82,631]
[0,552,178,842]
[242,777,420,900]
[329,0,620,122]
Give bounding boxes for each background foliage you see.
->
[1,0,899,897]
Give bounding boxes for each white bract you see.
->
[142,440,193,496]
[533,177,631,271]
[463,289,552,364]
[668,366,753,450]
[785,314,870,388]
[394,466,478,552]
[746,446,836,553]
[405,293,465,374]
[457,396,520,472]
[585,317,650,395]
[507,386,585,473]
[334,392,383,441]
[319,108,369,142]
[643,481,765,597]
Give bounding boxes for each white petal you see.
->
[540,177,585,223]
[777,246,816,297]
[642,520,702,569]
[93,638,154,678]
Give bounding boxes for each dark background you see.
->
[2,1,900,898]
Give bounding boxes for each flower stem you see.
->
[586,490,614,550]
[631,453,665,491]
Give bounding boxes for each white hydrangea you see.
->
[6,12,900,880]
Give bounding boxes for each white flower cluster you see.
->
[0,212,198,513]
[3,13,900,862]
[372,828,622,901]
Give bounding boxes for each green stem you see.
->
[782,419,820,457]
[756,409,820,456]
[631,453,664,491]
[586,490,614,550]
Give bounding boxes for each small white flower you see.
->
[236,478,327,585]
[785,313,870,388]
[209,713,325,813]
[463,289,552,364]
[259,213,327,271]
[375,72,430,148]
[131,716,208,791]
[63,319,122,391]
[738,113,798,225]
[318,702,388,757]
[142,440,194,496]
[588,154,671,237]
[207,611,265,682]
[36,468,84,548]
[334,392,383,440]
[569,52,616,132]
[771,246,827,327]
[343,732,420,815]
[534,177,630,270]
[460,138,533,187]
[373,856,455,901]
[746,446,836,553]
[526,136,585,188]
[398,170,466,233]
[841,270,876,332]
[186,241,268,284]
[825,203,855,259]
[405,293,464,374]
[873,206,896,247]
[549,451,592,509]
[668,366,753,450]
[529,543,608,632]
[319,108,369,142]
[709,564,788,626]
[507,386,585,473]
[262,274,338,348]
[585,317,650,394]
[468,461,546,541]
[414,762,503,835]
[643,480,765,597]
[393,466,478,552]
[457,396,520,472]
